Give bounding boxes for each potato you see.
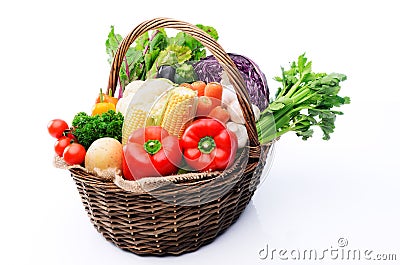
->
[85,137,122,172]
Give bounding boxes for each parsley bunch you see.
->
[257,54,350,144]
[72,110,124,150]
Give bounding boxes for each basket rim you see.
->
[69,142,274,195]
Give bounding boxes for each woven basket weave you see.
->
[69,17,272,255]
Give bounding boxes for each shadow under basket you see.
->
[67,17,272,256]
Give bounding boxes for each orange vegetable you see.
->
[209,106,230,124]
[196,96,213,116]
[179,83,193,90]
[91,102,116,116]
[204,82,223,109]
[191,81,206,97]
[204,82,223,101]
[92,88,117,116]
[96,89,118,106]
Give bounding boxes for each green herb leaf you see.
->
[149,31,168,52]
[105,25,122,64]
[135,32,149,51]
[196,24,219,40]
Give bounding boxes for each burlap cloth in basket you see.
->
[54,144,270,196]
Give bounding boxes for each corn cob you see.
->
[161,87,198,137]
[122,108,147,144]
[121,79,174,144]
[146,93,170,127]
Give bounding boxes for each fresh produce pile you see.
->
[105,24,218,98]
[48,25,350,182]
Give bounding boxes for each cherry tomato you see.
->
[54,136,72,157]
[48,119,69,139]
[65,132,77,142]
[63,143,86,165]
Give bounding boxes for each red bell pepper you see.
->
[123,126,182,180]
[180,118,238,172]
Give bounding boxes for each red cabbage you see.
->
[193,53,269,111]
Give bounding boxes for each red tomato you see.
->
[48,119,69,139]
[54,136,72,157]
[63,143,86,165]
[65,132,77,142]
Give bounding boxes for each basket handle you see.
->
[107,17,260,149]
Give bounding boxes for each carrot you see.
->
[191,81,206,97]
[204,82,223,101]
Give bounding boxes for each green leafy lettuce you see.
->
[105,24,218,96]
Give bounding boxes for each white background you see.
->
[1,0,399,264]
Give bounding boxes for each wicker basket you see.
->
[69,17,273,256]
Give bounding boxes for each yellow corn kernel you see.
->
[146,93,169,127]
[122,108,147,144]
[161,87,197,137]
